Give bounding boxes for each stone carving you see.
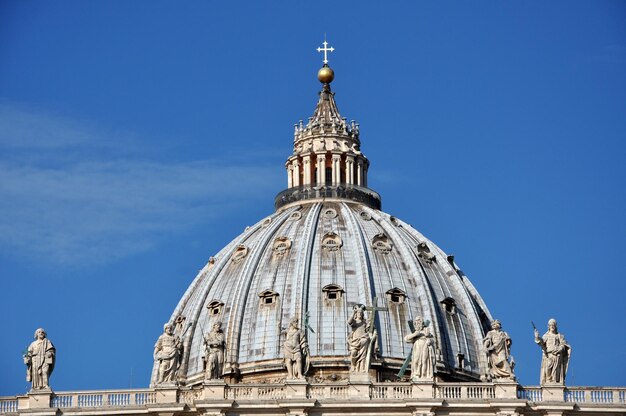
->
[154,323,183,385]
[204,322,225,380]
[23,328,55,391]
[347,305,372,373]
[417,242,437,263]
[404,317,435,381]
[282,318,310,379]
[483,320,515,380]
[534,319,571,385]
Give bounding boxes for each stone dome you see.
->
[152,64,494,386]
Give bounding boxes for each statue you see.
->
[23,328,55,390]
[347,304,372,373]
[204,322,225,380]
[283,318,310,379]
[404,317,435,380]
[534,319,571,385]
[154,323,183,385]
[483,319,515,380]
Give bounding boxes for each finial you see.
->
[316,37,335,84]
[316,36,334,65]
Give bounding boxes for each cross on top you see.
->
[316,39,335,65]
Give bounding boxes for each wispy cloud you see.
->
[0,103,282,265]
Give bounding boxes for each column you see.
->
[316,153,326,185]
[345,156,354,185]
[302,155,311,185]
[332,154,341,185]
[356,158,364,186]
[363,160,368,187]
[292,160,300,187]
[287,164,293,188]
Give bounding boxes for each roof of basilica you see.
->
[152,59,494,386]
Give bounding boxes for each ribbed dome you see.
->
[154,202,493,385]
[151,61,494,386]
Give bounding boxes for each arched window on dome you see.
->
[206,300,224,316]
[259,289,279,307]
[321,232,343,252]
[272,236,292,256]
[385,288,407,304]
[231,244,249,264]
[322,284,344,301]
[440,297,457,315]
[372,233,393,254]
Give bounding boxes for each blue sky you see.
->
[1,1,625,394]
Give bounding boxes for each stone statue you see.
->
[154,323,183,385]
[483,319,515,380]
[347,304,372,373]
[204,321,225,380]
[283,318,310,379]
[534,319,571,385]
[404,317,435,380]
[23,328,55,390]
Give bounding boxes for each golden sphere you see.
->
[317,66,334,84]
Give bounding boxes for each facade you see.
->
[2,48,625,416]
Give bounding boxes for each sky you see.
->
[0,1,625,395]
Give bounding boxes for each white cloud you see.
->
[0,104,282,265]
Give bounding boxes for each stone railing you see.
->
[435,382,496,399]
[2,383,625,414]
[517,386,626,404]
[50,389,157,408]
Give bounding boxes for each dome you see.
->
[152,62,494,386]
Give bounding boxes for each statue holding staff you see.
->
[534,319,571,385]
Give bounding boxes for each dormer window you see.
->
[372,234,393,254]
[322,284,344,301]
[231,244,249,263]
[386,288,407,304]
[441,297,457,315]
[206,300,224,316]
[323,207,338,219]
[259,289,279,306]
[321,232,343,252]
[359,211,372,221]
[272,236,292,256]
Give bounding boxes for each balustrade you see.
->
[0,399,17,413]
[1,384,625,414]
